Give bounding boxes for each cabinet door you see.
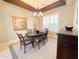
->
[57,44,78,59]
[57,43,69,59]
[57,36,78,59]
[68,48,78,59]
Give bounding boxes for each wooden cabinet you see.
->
[57,30,78,59]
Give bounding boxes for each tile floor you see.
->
[0,38,57,59]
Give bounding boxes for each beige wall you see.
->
[0,0,35,43]
[33,3,76,38]
[36,3,76,30]
[44,4,76,30]
[74,1,78,29]
[33,17,43,30]
[0,2,8,44]
[37,3,76,31]
[0,0,77,44]
[34,3,76,38]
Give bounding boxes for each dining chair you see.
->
[27,29,32,33]
[44,28,48,33]
[25,33,35,48]
[33,28,37,33]
[16,33,33,53]
[44,28,48,42]
[34,34,45,49]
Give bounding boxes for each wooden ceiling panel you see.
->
[20,0,60,9]
[3,0,37,12]
[40,0,66,12]
[3,0,66,12]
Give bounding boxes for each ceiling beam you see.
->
[3,0,37,12]
[3,0,66,12]
[39,0,66,12]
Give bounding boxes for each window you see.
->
[43,14,59,33]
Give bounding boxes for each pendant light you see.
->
[34,0,43,17]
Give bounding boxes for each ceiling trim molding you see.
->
[3,0,66,12]
[40,0,66,12]
[3,0,37,12]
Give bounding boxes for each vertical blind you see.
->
[43,14,59,33]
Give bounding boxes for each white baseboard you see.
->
[0,39,19,47]
[8,39,19,45]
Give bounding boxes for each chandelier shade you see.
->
[34,11,43,16]
[33,0,43,17]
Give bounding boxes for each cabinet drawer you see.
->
[58,34,78,45]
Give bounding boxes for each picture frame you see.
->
[12,16,27,31]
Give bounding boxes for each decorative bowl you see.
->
[65,26,73,31]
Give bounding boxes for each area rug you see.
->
[10,42,45,59]
[9,39,57,59]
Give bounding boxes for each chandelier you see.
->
[34,11,43,16]
[34,0,43,17]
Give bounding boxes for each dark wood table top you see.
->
[26,32,45,37]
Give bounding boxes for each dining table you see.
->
[26,32,45,37]
[25,31,46,48]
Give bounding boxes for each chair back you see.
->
[16,33,24,40]
[16,33,26,45]
[34,34,44,42]
[33,28,37,33]
[27,29,32,33]
[42,28,48,40]
[44,28,48,34]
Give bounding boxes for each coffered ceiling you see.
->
[3,0,66,12]
[20,0,60,9]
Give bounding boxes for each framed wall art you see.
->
[12,16,27,31]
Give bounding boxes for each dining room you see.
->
[0,0,78,59]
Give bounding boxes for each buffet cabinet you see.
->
[57,30,78,59]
